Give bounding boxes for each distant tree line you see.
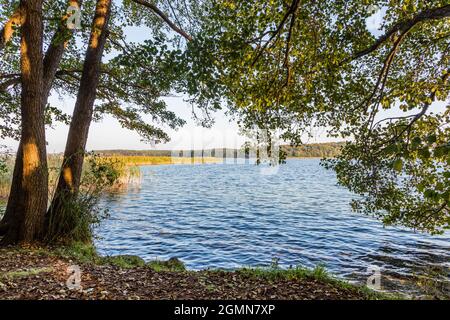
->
[281,143,344,158]
[93,142,344,159]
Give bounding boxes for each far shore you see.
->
[0,155,328,200]
[131,156,326,166]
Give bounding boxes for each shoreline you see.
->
[0,244,393,300]
[131,156,326,166]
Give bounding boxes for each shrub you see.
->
[46,154,124,244]
[0,146,12,203]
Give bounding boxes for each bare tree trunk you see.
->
[0,0,81,242]
[1,0,47,244]
[49,0,112,223]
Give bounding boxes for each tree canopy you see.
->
[0,0,208,143]
[183,0,450,234]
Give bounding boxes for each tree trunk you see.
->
[1,0,47,244]
[41,1,83,98]
[49,0,111,220]
[0,0,81,243]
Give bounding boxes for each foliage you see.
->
[83,154,126,188]
[282,143,344,158]
[187,1,450,233]
[45,154,124,243]
[0,0,205,144]
[0,146,12,201]
[0,148,8,175]
[323,116,450,234]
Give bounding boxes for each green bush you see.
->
[0,146,12,202]
[46,154,123,244]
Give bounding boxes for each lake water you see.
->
[96,159,450,296]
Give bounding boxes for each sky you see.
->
[1,6,446,153]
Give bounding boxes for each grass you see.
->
[238,265,330,281]
[237,266,402,300]
[146,258,186,272]
[1,267,53,280]
[0,155,72,199]
[52,241,100,264]
[50,242,186,272]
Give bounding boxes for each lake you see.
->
[96,159,450,296]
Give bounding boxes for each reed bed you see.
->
[111,156,221,166]
[0,158,14,201]
[0,155,220,200]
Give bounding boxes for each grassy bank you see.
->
[0,244,393,300]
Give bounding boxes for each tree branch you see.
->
[252,0,300,67]
[0,77,20,91]
[374,69,450,151]
[354,25,412,116]
[349,4,450,62]
[131,0,192,41]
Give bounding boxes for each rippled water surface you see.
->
[96,159,449,296]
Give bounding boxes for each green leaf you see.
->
[427,135,437,144]
[418,148,431,159]
[393,159,403,172]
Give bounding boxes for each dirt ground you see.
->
[0,247,376,300]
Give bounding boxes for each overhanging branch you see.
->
[131,0,192,41]
[350,4,450,62]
